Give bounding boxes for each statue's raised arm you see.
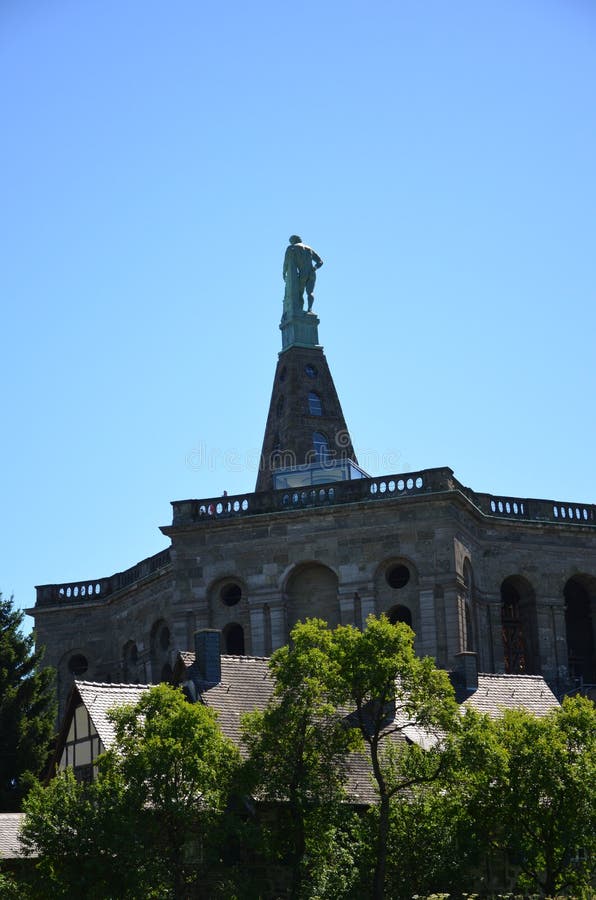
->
[283,235,323,316]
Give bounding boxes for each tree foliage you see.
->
[329,616,459,899]
[0,593,55,811]
[488,696,596,896]
[16,617,596,899]
[21,684,242,898]
[242,619,362,899]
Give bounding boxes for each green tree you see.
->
[0,593,55,811]
[379,776,481,899]
[20,766,141,899]
[21,684,243,899]
[488,696,596,896]
[330,615,459,900]
[242,619,362,899]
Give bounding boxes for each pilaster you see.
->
[417,586,438,659]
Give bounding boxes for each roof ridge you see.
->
[75,680,155,689]
[222,654,270,661]
[478,672,545,680]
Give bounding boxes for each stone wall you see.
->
[32,474,596,717]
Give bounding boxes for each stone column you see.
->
[269,603,287,651]
[485,593,504,673]
[185,611,196,651]
[417,584,438,659]
[338,591,354,626]
[248,589,281,656]
[357,596,376,629]
[538,598,567,690]
[249,605,267,657]
[443,584,464,666]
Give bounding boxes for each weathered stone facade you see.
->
[30,299,596,716]
[31,465,596,716]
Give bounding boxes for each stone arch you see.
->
[387,604,413,628]
[500,575,539,674]
[150,619,171,683]
[374,557,419,633]
[223,622,246,655]
[207,576,251,653]
[285,562,340,631]
[564,574,596,683]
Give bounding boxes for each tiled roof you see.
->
[186,655,275,745]
[177,650,196,668]
[464,673,560,718]
[65,665,559,809]
[0,813,27,858]
[75,681,153,749]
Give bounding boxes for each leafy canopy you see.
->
[22,684,242,899]
[0,593,55,810]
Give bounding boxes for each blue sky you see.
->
[2,1,595,628]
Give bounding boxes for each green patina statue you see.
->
[283,235,323,317]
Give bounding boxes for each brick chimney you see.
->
[194,629,221,684]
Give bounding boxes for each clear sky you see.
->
[2,1,595,629]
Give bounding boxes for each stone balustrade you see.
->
[35,548,171,607]
[171,466,596,530]
[472,493,596,525]
[171,467,456,526]
[36,468,596,608]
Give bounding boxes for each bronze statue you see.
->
[283,235,323,316]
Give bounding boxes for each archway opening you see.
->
[500,577,538,674]
[564,577,595,683]
[224,623,245,655]
[388,605,413,628]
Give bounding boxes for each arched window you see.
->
[122,641,139,683]
[565,577,595,682]
[501,582,526,673]
[223,623,245,655]
[388,605,412,628]
[313,431,329,461]
[308,391,323,416]
[68,654,88,677]
[150,619,171,683]
[501,577,538,674]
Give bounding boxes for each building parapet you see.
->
[472,492,596,525]
[171,466,456,526]
[170,466,596,529]
[35,548,171,608]
[35,469,596,609]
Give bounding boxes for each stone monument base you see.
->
[280,311,321,351]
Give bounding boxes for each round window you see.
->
[221,583,242,606]
[304,364,318,378]
[386,564,410,589]
[68,654,89,677]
